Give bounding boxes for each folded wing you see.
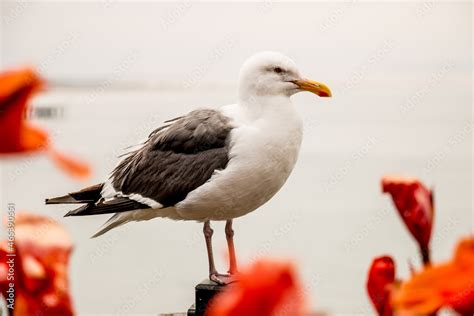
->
[47,109,234,217]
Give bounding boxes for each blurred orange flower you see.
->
[0,68,90,179]
[206,259,306,316]
[0,213,75,316]
[381,175,434,264]
[393,236,474,315]
[366,256,396,316]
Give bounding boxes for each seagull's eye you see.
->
[273,67,283,74]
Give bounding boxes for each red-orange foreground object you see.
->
[382,174,434,264]
[0,68,90,179]
[207,259,306,316]
[0,212,74,315]
[393,237,474,315]
[366,256,396,316]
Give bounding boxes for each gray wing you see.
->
[110,109,233,208]
[49,109,233,218]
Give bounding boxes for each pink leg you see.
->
[203,221,224,284]
[225,219,238,274]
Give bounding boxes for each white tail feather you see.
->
[91,213,131,238]
[91,207,181,238]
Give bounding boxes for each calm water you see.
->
[1,83,471,315]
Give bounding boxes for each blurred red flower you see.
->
[366,256,396,316]
[393,237,474,315]
[206,259,306,316]
[0,213,75,316]
[381,175,434,264]
[0,67,90,179]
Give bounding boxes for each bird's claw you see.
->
[210,273,238,285]
[210,273,226,285]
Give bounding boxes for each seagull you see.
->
[46,51,331,284]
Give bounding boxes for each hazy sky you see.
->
[1,1,472,87]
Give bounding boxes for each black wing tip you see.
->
[64,204,92,217]
[46,183,104,205]
[45,195,76,205]
[64,210,78,217]
[62,198,149,217]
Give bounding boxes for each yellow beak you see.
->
[292,79,332,97]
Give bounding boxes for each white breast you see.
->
[176,100,303,221]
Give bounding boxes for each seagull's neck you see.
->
[238,94,296,121]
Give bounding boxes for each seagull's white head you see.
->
[238,51,332,101]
